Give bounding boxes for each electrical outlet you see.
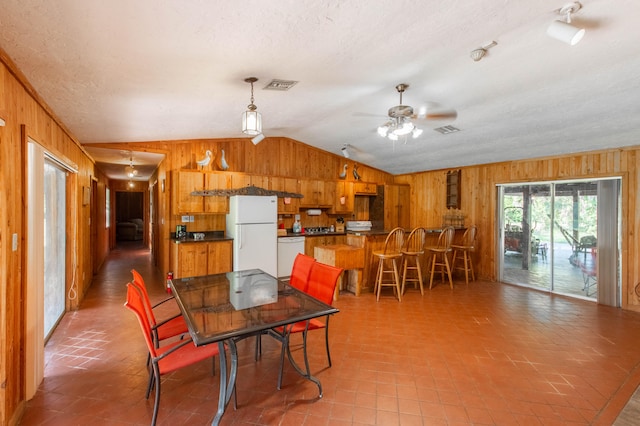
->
[189,215,195,222]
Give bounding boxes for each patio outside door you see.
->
[498,178,620,305]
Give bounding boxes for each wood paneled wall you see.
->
[87,138,394,278]
[395,148,640,312]
[0,51,108,424]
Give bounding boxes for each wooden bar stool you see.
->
[401,227,427,295]
[452,225,477,285]
[372,227,405,301]
[427,226,455,289]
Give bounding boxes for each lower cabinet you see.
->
[171,240,232,278]
[304,235,347,256]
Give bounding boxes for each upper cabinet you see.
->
[204,173,231,213]
[299,179,333,207]
[171,170,231,215]
[332,180,354,214]
[354,181,378,195]
[172,170,205,214]
[271,176,300,214]
[446,169,461,210]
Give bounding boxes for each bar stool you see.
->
[401,227,427,295]
[426,226,455,289]
[372,227,405,301]
[452,225,477,285]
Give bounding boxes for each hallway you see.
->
[19,243,640,425]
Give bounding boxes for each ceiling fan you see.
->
[377,83,457,141]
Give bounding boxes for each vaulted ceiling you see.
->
[2,0,640,179]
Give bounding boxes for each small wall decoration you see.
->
[82,186,91,205]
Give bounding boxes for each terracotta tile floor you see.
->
[19,242,640,425]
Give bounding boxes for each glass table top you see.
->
[170,269,338,345]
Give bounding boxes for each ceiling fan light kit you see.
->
[547,2,585,45]
[241,77,262,135]
[470,41,497,62]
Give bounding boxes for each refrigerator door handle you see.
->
[237,226,242,249]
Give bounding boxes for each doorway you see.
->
[26,140,77,398]
[498,178,620,305]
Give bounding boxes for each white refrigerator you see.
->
[226,195,278,277]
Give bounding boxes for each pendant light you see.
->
[241,77,262,135]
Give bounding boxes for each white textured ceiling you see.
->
[2,0,640,178]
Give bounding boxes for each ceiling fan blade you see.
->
[413,107,457,121]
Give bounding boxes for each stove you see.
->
[305,226,332,234]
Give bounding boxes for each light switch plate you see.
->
[12,233,18,251]
[181,215,190,222]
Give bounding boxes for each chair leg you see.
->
[375,258,384,302]
[392,259,401,302]
[444,253,453,289]
[151,364,161,426]
[429,253,437,289]
[416,256,424,295]
[401,257,409,295]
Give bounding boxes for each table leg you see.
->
[212,339,238,426]
[283,321,323,397]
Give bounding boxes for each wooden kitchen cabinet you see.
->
[305,234,346,256]
[271,176,300,214]
[383,184,410,230]
[354,181,378,195]
[299,179,332,207]
[171,240,232,278]
[172,170,231,214]
[172,170,205,214]
[204,172,231,213]
[332,180,354,214]
[175,242,208,278]
[207,240,233,275]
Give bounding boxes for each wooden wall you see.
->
[87,138,394,278]
[395,148,640,312]
[0,50,109,424]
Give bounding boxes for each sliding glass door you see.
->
[499,178,620,304]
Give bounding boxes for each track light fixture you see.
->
[341,144,350,158]
[251,133,265,145]
[241,77,262,135]
[547,2,585,46]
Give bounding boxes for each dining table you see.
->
[170,268,339,425]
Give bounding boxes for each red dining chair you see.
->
[255,253,316,360]
[271,262,343,390]
[130,270,188,348]
[289,253,316,292]
[124,283,219,426]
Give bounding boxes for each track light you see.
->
[341,144,350,158]
[251,133,265,145]
[547,2,585,46]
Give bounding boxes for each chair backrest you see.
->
[131,268,145,287]
[306,262,343,305]
[403,227,427,253]
[124,283,158,357]
[437,226,456,250]
[129,278,159,327]
[383,227,405,254]
[289,253,316,292]
[462,225,477,249]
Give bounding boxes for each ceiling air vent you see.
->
[263,79,298,91]
[434,125,460,135]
